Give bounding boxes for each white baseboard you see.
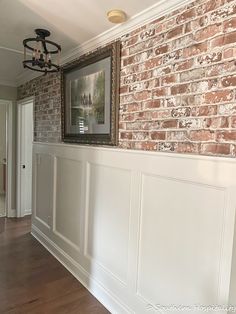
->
[24,210,32,217]
[31,224,131,314]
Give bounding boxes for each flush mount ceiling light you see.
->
[23,29,61,74]
[107,9,127,24]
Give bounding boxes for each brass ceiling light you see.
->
[107,9,127,24]
[23,29,61,74]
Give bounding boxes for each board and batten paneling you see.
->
[31,142,236,314]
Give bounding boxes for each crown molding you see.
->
[16,0,192,86]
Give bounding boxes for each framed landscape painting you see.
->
[61,41,120,145]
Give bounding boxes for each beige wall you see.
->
[0,84,17,213]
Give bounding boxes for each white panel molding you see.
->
[136,172,232,307]
[34,215,50,230]
[33,152,53,229]
[31,224,132,314]
[53,229,81,253]
[83,162,132,286]
[32,142,236,314]
[52,156,83,253]
[16,0,193,86]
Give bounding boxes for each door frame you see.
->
[17,96,34,218]
[0,99,13,217]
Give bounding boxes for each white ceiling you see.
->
[0,0,188,86]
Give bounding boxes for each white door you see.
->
[0,104,7,217]
[18,101,33,217]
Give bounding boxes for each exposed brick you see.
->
[154,45,169,56]
[17,73,61,142]
[179,118,203,129]
[171,84,190,95]
[197,0,221,15]
[204,90,233,103]
[158,142,175,152]
[167,131,187,141]
[174,59,194,71]
[195,24,221,41]
[219,103,236,115]
[189,130,215,141]
[205,117,229,128]
[197,52,222,65]
[171,107,191,117]
[180,68,205,82]
[221,75,236,87]
[223,48,236,59]
[166,25,183,39]
[150,131,166,140]
[175,142,200,154]
[153,88,167,98]
[191,105,217,116]
[161,74,176,86]
[133,141,158,150]
[132,131,149,141]
[161,120,178,128]
[139,27,155,40]
[144,57,162,69]
[120,132,133,140]
[183,43,208,58]
[223,17,236,32]
[231,116,236,128]
[211,32,236,48]
[133,90,152,101]
[216,131,236,142]
[143,99,161,109]
[201,143,231,155]
[210,2,236,22]
[120,85,129,94]
[176,8,196,24]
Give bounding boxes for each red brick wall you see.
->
[18,0,236,157]
[119,0,236,156]
[18,73,61,142]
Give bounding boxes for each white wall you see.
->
[0,104,6,194]
[32,142,236,314]
[0,85,17,212]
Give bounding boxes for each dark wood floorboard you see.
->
[0,217,110,314]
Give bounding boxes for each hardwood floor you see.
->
[0,217,110,314]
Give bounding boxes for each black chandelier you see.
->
[23,29,61,74]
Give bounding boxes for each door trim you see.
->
[0,99,13,217]
[17,96,34,217]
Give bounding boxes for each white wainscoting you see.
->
[31,142,236,314]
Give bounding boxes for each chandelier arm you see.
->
[23,60,60,72]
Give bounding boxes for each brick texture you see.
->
[119,0,236,157]
[18,73,61,142]
[18,0,236,157]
